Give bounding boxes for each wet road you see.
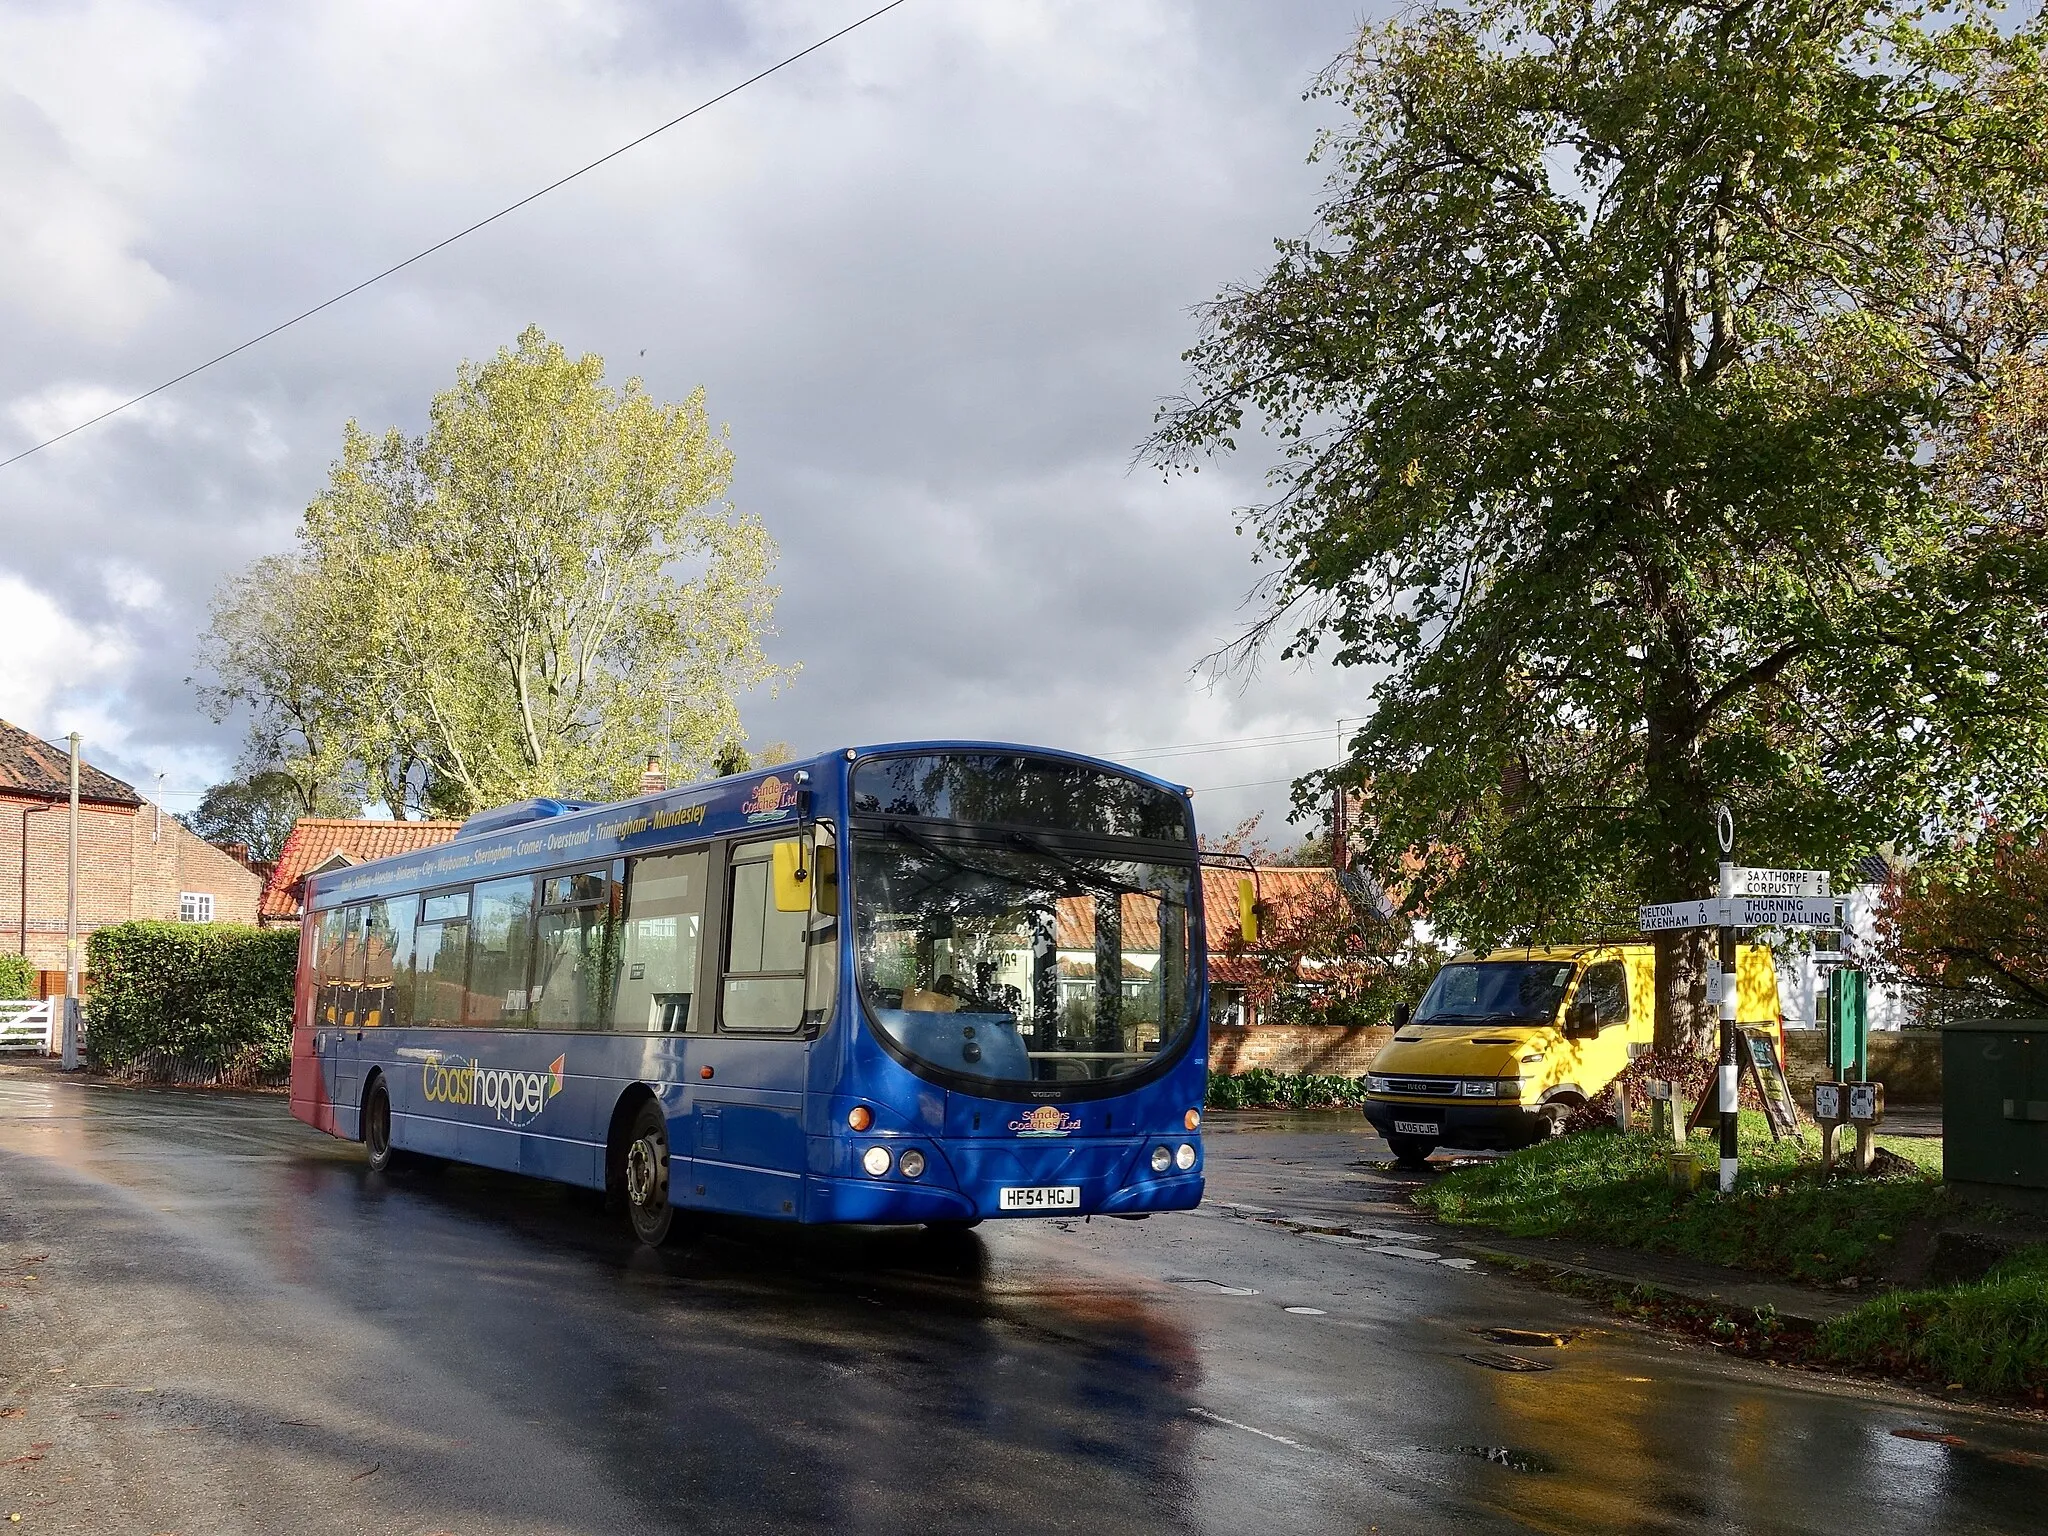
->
[1,1068,2043,1534]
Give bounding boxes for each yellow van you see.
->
[1361,943,1782,1164]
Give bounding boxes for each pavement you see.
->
[2,1064,2044,1535]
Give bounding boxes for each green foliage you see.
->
[198,326,792,818]
[1206,1068,1373,1110]
[1416,1118,1947,1283]
[85,922,300,1082]
[1817,1245,2048,1396]
[0,952,33,1000]
[180,770,355,867]
[1151,0,2048,1050]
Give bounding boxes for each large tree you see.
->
[1152,0,2048,1050]
[178,770,358,867]
[201,328,791,818]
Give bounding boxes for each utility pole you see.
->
[62,732,80,1070]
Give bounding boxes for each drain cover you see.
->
[1462,1350,1554,1373]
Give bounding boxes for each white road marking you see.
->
[1188,1406,1309,1451]
[1283,1306,1327,1315]
[1372,1245,1443,1261]
[1438,1257,1479,1270]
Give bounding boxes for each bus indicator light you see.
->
[1184,1109,1201,1130]
[848,1105,873,1131]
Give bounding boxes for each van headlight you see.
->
[1366,1074,1392,1094]
[1462,1078,1525,1098]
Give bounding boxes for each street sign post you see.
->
[1636,851,1839,1195]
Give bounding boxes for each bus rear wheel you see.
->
[363,1079,396,1173]
[623,1100,683,1248]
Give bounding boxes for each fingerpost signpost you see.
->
[1638,808,1834,1194]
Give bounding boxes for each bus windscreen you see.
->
[852,828,1195,1087]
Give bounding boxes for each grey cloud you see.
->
[0,0,1383,840]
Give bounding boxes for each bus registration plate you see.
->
[999,1185,1081,1212]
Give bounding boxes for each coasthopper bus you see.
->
[290,744,1210,1245]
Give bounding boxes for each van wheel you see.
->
[1538,1096,1583,1140]
[623,1100,684,1248]
[363,1079,396,1173]
[1386,1134,1437,1168]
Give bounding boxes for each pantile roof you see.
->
[261,817,464,921]
[0,718,143,807]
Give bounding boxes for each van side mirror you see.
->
[1566,997,1597,1038]
[1391,1002,1411,1030]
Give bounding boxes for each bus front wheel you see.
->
[624,1100,684,1248]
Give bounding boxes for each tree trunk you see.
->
[1642,586,1717,1056]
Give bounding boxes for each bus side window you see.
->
[466,875,537,1028]
[803,825,838,1028]
[612,851,708,1033]
[722,838,807,1034]
[366,896,416,1028]
[532,867,616,1030]
[410,889,471,1027]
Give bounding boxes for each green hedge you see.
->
[0,952,33,1000]
[85,922,299,1082]
[1206,1068,1371,1110]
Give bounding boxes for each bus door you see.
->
[332,904,369,1126]
[699,833,830,1219]
[615,849,713,1202]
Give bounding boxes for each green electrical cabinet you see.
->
[1943,1020,2048,1203]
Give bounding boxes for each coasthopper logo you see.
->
[422,1051,567,1127]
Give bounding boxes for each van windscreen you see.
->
[1413,961,1575,1025]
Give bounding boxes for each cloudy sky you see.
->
[0,0,1385,846]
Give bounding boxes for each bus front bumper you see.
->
[1362,1096,1546,1150]
[803,1135,1204,1224]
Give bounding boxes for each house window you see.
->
[178,892,214,924]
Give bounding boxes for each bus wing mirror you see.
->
[772,840,811,912]
[1237,878,1259,944]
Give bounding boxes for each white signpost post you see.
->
[1638,829,1837,1195]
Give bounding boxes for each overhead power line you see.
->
[0,0,911,474]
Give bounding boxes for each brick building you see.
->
[259,817,463,926]
[0,719,264,997]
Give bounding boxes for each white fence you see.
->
[0,999,56,1054]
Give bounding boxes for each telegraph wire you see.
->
[0,0,912,473]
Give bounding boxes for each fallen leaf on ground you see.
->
[0,1411,19,1420]
[1891,1428,1966,1447]
[349,1463,380,1482]
[0,1456,42,1467]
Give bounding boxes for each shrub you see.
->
[1204,1068,1372,1109]
[0,952,33,1000]
[85,922,299,1083]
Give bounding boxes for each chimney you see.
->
[638,755,668,796]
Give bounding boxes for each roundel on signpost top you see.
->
[1714,804,1734,855]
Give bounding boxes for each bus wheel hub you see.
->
[625,1138,663,1205]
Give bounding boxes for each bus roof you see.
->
[304,740,1194,913]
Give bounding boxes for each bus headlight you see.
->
[899,1149,926,1180]
[1150,1146,1172,1173]
[1175,1143,1196,1171]
[862,1146,892,1177]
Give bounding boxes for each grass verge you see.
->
[1415,1115,1944,1284]
[1815,1246,2048,1400]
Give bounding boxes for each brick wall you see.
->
[1210,1024,1395,1077]
[1783,1028,1942,1103]
[0,790,262,991]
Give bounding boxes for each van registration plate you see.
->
[1393,1120,1440,1136]
[999,1185,1081,1212]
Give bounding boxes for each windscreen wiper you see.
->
[882,821,1042,894]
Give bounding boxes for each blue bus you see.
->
[290,744,1209,1244]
